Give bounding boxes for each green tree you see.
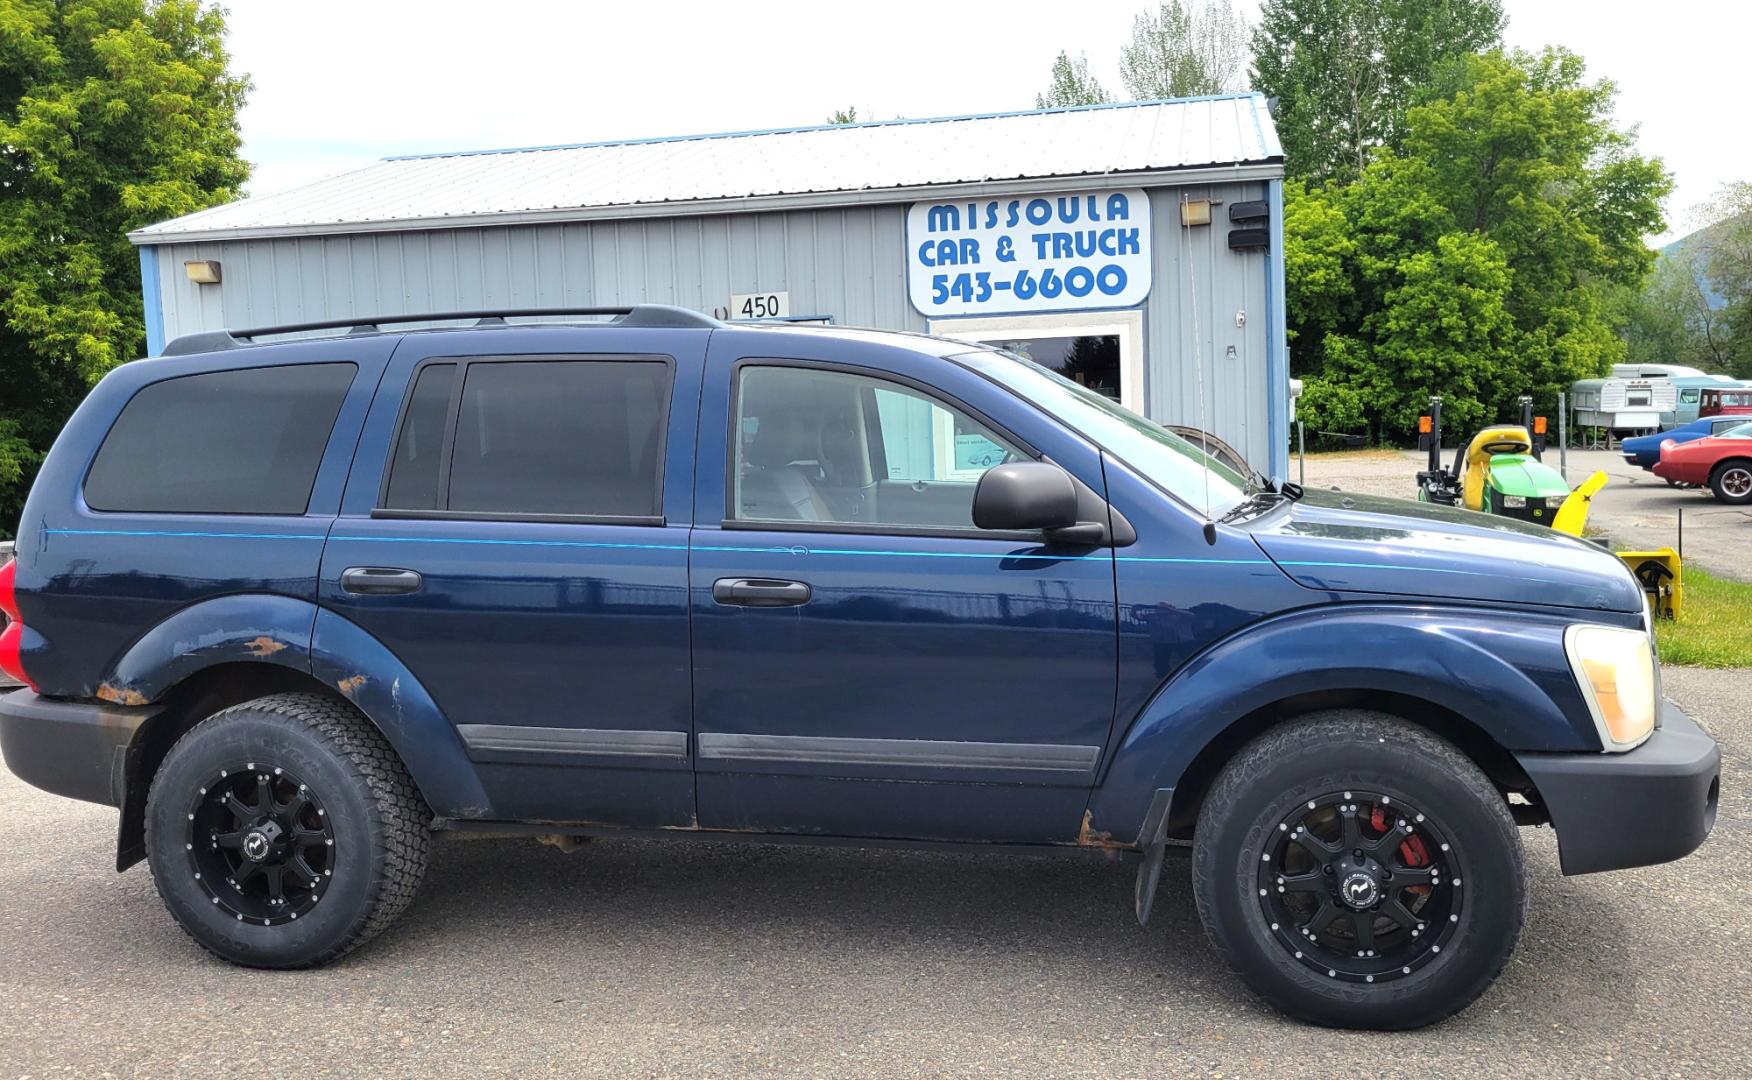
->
[1285,49,1671,442]
[1613,252,1734,372]
[1251,0,1504,182]
[1120,1,1249,100]
[1036,51,1110,109]
[827,106,858,124]
[0,0,249,534]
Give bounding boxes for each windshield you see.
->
[1722,422,1752,439]
[957,349,1251,515]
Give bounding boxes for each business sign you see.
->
[906,188,1152,317]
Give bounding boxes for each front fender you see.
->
[97,594,318,705]
[1087,604,1599,840]
[310,607,492,820]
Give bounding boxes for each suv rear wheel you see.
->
[1192,710,1524,1029]
[144,692,430,967]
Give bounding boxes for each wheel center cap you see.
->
[241,818,284,863]
[1339,870,1379,909]
[1334,853,1385,910]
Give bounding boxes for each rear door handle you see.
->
[712,577,811,608]
[340,567,424,595]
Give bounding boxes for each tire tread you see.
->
[1191,709,1523,1029]
[145,692,430,967]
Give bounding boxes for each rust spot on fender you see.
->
[335,674,368,696]
[1076,809,1127,852]
[243,636,287,658]
[96,682,150,707]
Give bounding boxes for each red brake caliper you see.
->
[1372,804,1431,896]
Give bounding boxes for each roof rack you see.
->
[159,305,719,356]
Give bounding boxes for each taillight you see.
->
[0,558,35,690]
[0,557,15,622]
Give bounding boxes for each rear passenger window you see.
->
[381,358,670,520]
[383,364,455,511]
[85,363,355,515]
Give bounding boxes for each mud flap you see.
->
[1134,787,1174,926]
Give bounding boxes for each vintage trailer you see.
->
[1570,376,1678,435]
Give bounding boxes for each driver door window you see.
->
[732,365,1022,531]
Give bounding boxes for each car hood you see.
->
[1245,489,1643,613]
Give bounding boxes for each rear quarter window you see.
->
[84,363,356,515]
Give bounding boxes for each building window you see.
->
[927,310,1146,415]
[85,363,356,515]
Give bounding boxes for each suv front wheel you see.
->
[1192,710,1525,1029]
[144,692,430,967]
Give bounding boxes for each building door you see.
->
[688,347,1119,843]
[929,310,1146,413]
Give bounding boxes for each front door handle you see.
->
[712,577,811,608]
[340,567,424,595]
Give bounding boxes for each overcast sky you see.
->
[224,0,1748,243]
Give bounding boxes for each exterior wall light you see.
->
[184,260,222,285]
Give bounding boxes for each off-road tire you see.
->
[1708,459,1752,505]
[1192,710,1524,1030]
[145,692,430,967]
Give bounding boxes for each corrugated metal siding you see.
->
[151,179,1273,467]
[1142,183,1271,467]
[153,205,922,336]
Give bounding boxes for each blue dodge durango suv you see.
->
[0,307,1720,1029]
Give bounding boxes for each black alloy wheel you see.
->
[186,762,335,926]
[1193,710,1524,1030]
[146,693,430,968]
[1257,791,1461,985]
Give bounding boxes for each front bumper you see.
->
[0,689,160,807]
[1516,701,1720,875]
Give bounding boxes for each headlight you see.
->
[1564,624,1657,751]
[1501,495,1526,508]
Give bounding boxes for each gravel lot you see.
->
[1297,448,1750,583]
[0,667,1743,1078]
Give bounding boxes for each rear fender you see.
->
[1086,604,1599,840]
[310,607,491,819]
[97,594,318,705]
[101,596,489,823]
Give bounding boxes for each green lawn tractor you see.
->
[1415,396,1606,535]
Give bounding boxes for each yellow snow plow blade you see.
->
[1618,548,1683,619]
[1550,470,1608,536]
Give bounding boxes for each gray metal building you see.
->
[131,95,1290,473]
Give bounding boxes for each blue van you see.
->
[0,308,1719,1029]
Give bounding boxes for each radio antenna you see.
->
[1182,192,1217,545]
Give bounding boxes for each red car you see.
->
[1653,420,1752,503]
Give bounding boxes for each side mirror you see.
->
[973,462,1079,532]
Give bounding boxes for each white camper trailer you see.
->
[1570,375,1678,436]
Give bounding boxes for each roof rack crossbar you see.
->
[159,305,719,356]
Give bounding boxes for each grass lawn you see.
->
[1652,564,1752,668]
